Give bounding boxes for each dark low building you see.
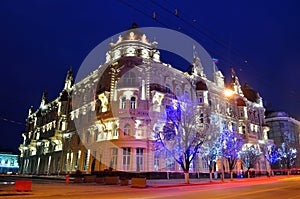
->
[265,111,300,168]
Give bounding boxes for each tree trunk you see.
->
[209,171,213,182]
[248,169,250,178]
[184,171,190,184]
[230,171,233,180]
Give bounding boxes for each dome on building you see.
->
[265,111,289,118]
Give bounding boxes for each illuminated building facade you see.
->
[19,24,270,175]
[0,153,19,174]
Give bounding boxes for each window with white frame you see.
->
[166,154,175,171]
[136,124,145,137]
[110,148,118,170]
[130,96,136,109]
[122,148,131,170]
[113,124,118,137]
[124,124,131,136]
[120,97,126,109]
[154,154,159,171]
[136,148,144,171]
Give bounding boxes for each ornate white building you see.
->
[19,24,270,175]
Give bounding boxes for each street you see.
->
[1,176,300,199]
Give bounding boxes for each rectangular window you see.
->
[242,125,246,134]
[86,133,90,144]
[136,148,144,171]
[113,125,118,137]
[200,113,204,123]
[94,132,98,142]
[154,154,159,171]
[110,148,118,170]
[198,97,203,103]
[166,157,175,171]
[88,111,92,122]
[99,154,102,171]
[83,149,90,171]
[122,148,131,170]
[75,150,81,170]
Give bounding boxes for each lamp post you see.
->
[221,144,225,182]
[220,88,236,182]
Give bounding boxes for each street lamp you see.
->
[224,88,234,98]
[220,88,235,182]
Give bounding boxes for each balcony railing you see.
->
[97,109,149,119]
[242,133,258,142]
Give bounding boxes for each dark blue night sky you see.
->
[0,0,299,153]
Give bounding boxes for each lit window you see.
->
[136,125,144,137]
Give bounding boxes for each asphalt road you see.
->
[1,176,300,199]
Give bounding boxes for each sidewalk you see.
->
[147,175,282,188]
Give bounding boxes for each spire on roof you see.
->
[64,66,74,90]
[40,90,48,109]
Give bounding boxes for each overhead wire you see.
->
[119,0,300,112]
[0,116,25,126]
[119,0,239,68]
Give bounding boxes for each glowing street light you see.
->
[224,88,234,98]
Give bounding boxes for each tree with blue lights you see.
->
[239,145,262,178]
[153,97,208,184]
[201,115,222,182]
[221,128,244,180]
[263,143,280,176]
[278,142,297,174]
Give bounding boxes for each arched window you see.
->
[120,97,126,109]
[124,124,131,136]
[130,96,136,109]
[122,72,137,87]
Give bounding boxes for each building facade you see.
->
[265,111,300,168]
[19,24,270,175]
[0,153,19,174]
